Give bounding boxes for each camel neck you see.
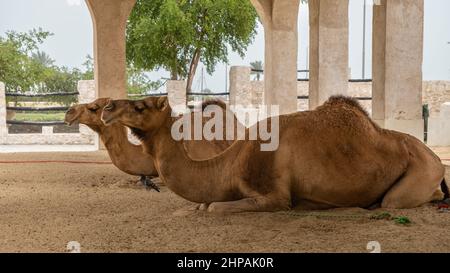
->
[97,124,132,153]
[144,113,244,203]
[88,124,155,176]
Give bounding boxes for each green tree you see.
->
[0,28,52,91]
[250,60,263,81]
[127,65,162,96]
[81,54,94,80]
[32,51,54,67]
[127,0,258,95]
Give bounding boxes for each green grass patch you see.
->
[371,212,412,226]
[393,216,412,225]
[370,212,393,220]
[13,112,66,122]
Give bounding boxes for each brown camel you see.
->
[65,98,159,190]
[65,98,238,190]
[101,96,449,213]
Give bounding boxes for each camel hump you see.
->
[324,95,370,117]
[200,99,227,111]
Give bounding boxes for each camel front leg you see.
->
[207,196,290,214]
[172,203,210,216]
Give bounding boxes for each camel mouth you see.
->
[66,119,78,126]
[64,112,81,126]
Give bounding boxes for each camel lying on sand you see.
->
[101,96,449,213]
[65,98,236,190]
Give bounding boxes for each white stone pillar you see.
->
[250,0,300,114]
[427,103,450,147]
[42,126,54,135]
[308,0,349,109]
[229,66,252,107]
[372,0,424,140]
[86,0,136,99]
[78,80,96,103]
[166,80,187,113]
[77,80,98,147]
[0,82,6,138]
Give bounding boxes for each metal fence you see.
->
[5,91,77,126]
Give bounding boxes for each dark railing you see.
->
[251,68,373,83]
[7,106,70,112]
[5,91,77,128]
[5,91,79,97]
[297,96,372,101]
[128,92,168,97]
[129,92,230,98]
[188,92,229,96]
[297,78,372,82]
[6,120,66,126]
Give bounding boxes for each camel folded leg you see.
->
[207,196,290,214]
[172,203,210,216]
[381,163,445,209]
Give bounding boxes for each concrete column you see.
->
[428,103,450,147]
[250,0,300,114]
[77,80,96,103]
[372,0,424,140]
[77,80,99,146]
[86,0,136,99]
[229,66,252,107]
[308,0,349,109]
[0,82,6,137]
[166,80,187,113]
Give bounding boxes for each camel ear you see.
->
[156,96,169,111]
[87,103,100,111]
[104,99,113,110]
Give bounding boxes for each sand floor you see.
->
[0,151,449,253]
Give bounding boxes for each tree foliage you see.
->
[250,60,263,81]
[0,28,52,91]
[127,0,258,93]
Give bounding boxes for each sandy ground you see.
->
[0,151,449,253]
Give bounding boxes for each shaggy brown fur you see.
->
[101,96,447,213]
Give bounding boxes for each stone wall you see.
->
[166,80,187,113]
[230,69,450,146]
[428,103,450,146]
[422,81,450,118]
[0,82,6,137]
[244,78,450,118]
[0,81,98,146]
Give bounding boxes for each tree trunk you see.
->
[185,48,201,96]
[170,70,178,80]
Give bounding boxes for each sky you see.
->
[0,0,449,93]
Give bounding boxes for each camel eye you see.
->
[135,104,145,112]
[88,105,99,112]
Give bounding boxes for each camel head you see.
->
[65,98,111,127]
[101,96,170,133]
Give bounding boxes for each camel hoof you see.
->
[206,203,228,214]
[172,204,201,217]
[198,203,209,211]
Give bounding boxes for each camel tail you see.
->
[442,178,449,199]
